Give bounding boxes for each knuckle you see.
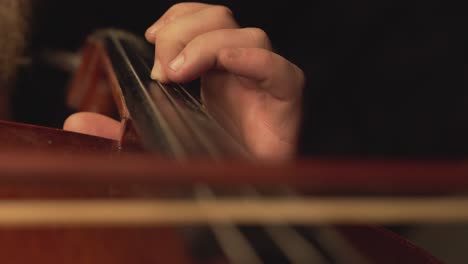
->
[206,5,238,29]
[295,66,306,88]
[244,27,271,48]
[168,2,187,12]
[251,50,275,78]
[155,23,178,41]
[289,63,305,94]
[155,29,184,52]
[163,2,192,23]
[210,5,234,18]
[164,13,177,23]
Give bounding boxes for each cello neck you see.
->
[67,29,249,160]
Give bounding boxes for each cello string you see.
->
[121,34,352,264]
[194,185,263,264]
[280,189,371,264]
[129,33,248,159]
[155,81,221,158]
[147,80,210,156]
[130,45,220,159]
[311,227,372,264]
[242,187,331,264]
[262,226,330,264]
[147,65,249,158]
[109,31,187,158]
[174,82,251,158]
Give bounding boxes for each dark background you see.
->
[13,0,468,159]
[9,2,468,262]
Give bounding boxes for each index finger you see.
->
[145,2,212,42]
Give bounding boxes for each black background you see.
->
[12,0,468,158]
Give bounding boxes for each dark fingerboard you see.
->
[96,29,250,160]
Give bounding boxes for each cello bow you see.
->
[0,28,465,263]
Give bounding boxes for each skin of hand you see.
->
[64,2,305,161]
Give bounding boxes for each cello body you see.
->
[0,29,458,263]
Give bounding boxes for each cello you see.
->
[0,28,465,263]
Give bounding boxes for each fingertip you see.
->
[150,59,170,83]
[152,57,189,84]
[165,53,206,84]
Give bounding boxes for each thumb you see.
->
[217,47,304,101]
[63,112,121,140]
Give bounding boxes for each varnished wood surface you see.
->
[0,120,118,154]
[1,150,468,195]
[0,228,193,264]
[0,29,453,263]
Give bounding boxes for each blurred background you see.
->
[12,0,468,160]
[7,0,468,263]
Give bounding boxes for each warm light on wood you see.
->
[0,197,467,226]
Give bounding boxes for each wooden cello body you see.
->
[0,29,464,263]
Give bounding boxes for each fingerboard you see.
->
[96,29,250,160]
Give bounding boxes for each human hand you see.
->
[64,2,305,161]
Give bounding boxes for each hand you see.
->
[64,2,305,161]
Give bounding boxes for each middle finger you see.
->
[151,6,239,82]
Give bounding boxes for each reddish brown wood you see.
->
[0,120,118,154]
[0,228,193,264]
[67,43,120,118]
[66,43,99,110]
[0,34,452,264]
[0,36,194,264]
[67,41,130,121]
[1,150,468,195]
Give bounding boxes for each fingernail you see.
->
[169,54,185,72]
[151,59,163,80]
